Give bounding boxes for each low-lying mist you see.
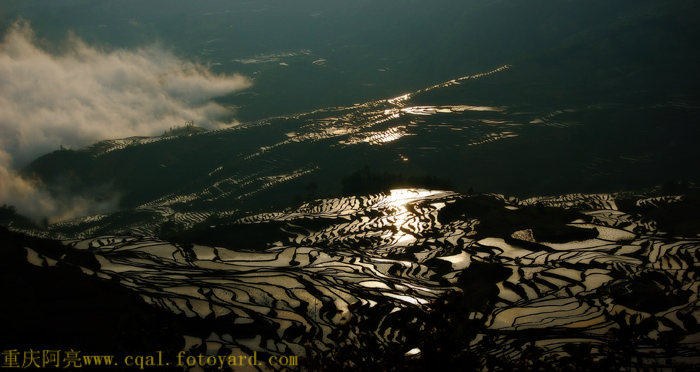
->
[0,20,251,223]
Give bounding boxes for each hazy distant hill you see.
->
[4,0,697,122]
[21,0,700,234]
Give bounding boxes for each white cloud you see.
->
[0,20,252,223]
[0,148,121,224]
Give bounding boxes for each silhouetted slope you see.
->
[6,189,700,370]
[0,226,184,368]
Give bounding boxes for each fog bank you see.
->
[0,21,251,223]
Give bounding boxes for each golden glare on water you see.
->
[400,105,505,115]
[379,189,444,210]
[372,189,446,247]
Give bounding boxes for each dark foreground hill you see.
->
[4,189,700,371]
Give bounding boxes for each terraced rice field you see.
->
[23,189,700,369]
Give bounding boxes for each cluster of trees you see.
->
[162,120,203,136]
[341,166,454,196]
[0,204,40,230]
[0,204,17,217]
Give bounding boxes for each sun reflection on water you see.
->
[372,189,445,247]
